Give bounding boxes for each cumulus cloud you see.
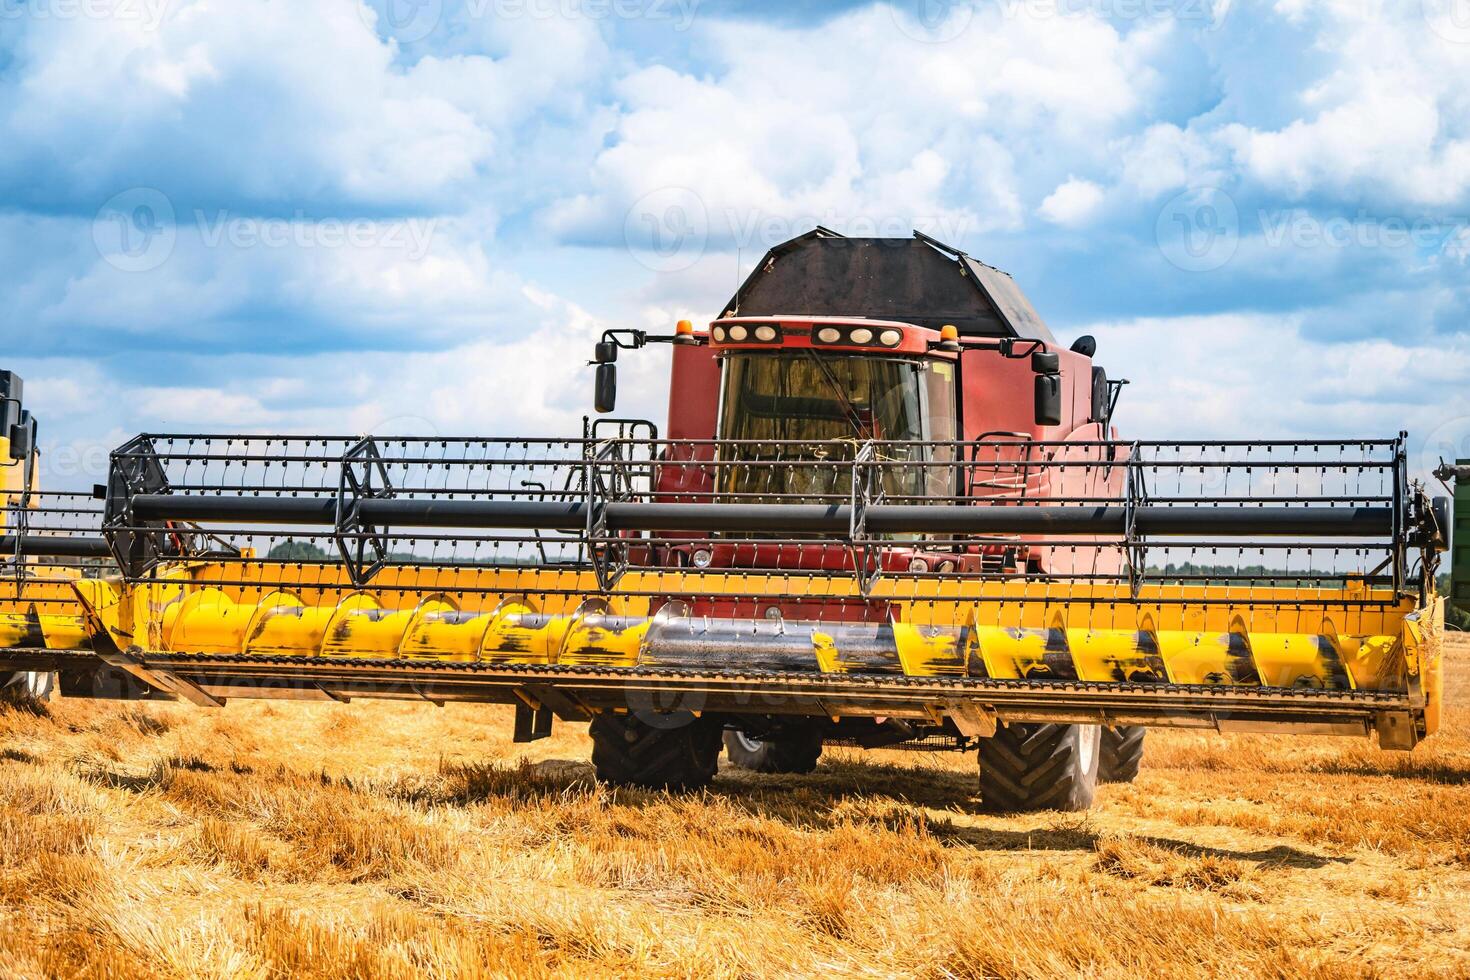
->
[1105,4,1470,209]
[546,5,1167,253]
[1039,178,1105,226]
[1090,312,1470,461]
[0,0,607,214]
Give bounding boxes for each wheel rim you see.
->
[1076,724,1100,777]
[731,731,765,754]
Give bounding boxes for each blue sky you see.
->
[4,0,1470,487]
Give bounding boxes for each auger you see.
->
[0,231,1450,812]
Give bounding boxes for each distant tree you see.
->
[267,540,329,561]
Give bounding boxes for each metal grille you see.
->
[95,433,1423,621]
[1,490,111,613]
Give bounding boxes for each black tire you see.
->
[589,710,723,790]
[1099,725,1145,784]
[723,727,823,774]
[978,721,1100,813]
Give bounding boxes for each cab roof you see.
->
[720,228,1055,343]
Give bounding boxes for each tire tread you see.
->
[978,721,1099,813]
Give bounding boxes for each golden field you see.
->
[3,640,1470,978]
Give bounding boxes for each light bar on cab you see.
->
[812,324,903,348]
[712,323,782,343]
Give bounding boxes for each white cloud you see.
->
[0,0,608,211]
[546,5,1166,249]
[1115,123,1226,199]
[1039,177,1105,226]
[1091,313,1470,464]
[1210,6,1470,207]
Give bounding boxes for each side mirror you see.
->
[1069,335,1097,357]
[1032,351,1061,427]
[593,341,618,364]
[1090,366,1109,423]
[594,363,617,414]
[8,412,34,460]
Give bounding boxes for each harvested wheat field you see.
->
[2,641,1469,979]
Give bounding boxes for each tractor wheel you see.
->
[978,721,1100,813]
[1098,725,1146,784]
[723,727,823,774]
[589,710,723,790]
[1,671,56,706]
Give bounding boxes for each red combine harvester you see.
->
[628,229,1123,582]
[0,229,1444,813]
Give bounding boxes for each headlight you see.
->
[816,327,841,343]
[712,326,727,342]
[879,329,901,346]
[692,548,713,568]
[908,558,928,572]
[849,327,873,344]
[754,325,777,341]
[728,325,748,341]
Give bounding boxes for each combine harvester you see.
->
[0,371,113,701]
[0,231,1450,811]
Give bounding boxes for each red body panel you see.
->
[654,316,1125,598]
[665,342,721,442]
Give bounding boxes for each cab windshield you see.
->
[717,351,957,502]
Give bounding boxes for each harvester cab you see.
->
[593,230,1127,587]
